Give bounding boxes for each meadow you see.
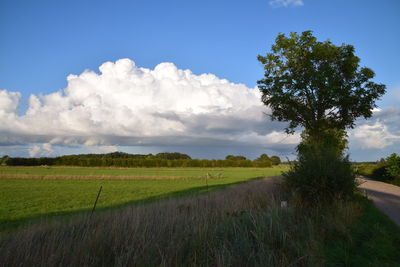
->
[0,166,284,231]
[1,175,399,266]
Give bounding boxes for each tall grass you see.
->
[0,176,364,266]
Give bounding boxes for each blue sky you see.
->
[0,0,399,160]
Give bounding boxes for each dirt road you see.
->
[358,177,400,226]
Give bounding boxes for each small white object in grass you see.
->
[281,201,288,208]
[363,189,368,197]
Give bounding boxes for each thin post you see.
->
[206,173,209,192]
[90,186,102,218]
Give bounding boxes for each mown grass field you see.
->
[0,166,285,231]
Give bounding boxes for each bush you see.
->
[385,153,400,178]
[356,154,400,186]
[371,165,389,181]
[284,148,356,203]
[284,129,356,203]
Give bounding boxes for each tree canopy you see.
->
[270,156,281,165]
[255,154,270,162]
[225,155,248,161]
[257,31,386,136]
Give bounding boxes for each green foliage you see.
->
[5,153,276,168]
[154,152,191,160]
[356,154,400,186]
[270,155,281,165]
[255,153,269,161]
[297,129,348,157]
[254,154,272,167]
[284,146,356,203]
[254,154,281,166]
[225,155,247,161]
[385,153,400,178]
[284,129,356,202]
[0,156,9,166]
[257,30,386,135]
[257,31,383,202]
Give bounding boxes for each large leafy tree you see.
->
[257,31,386,136]
[258,31,386,201]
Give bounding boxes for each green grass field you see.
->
[0,166,284,231]
[2,166,399,265]
[0,166,287,178]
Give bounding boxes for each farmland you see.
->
[0,166,285,231]
[1,173,399,266]
[1,166,400,265]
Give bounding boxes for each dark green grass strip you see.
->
[325,195,400,266]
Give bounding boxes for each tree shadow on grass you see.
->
[0,177,265,234]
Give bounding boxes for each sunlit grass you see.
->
[0,167,284,231]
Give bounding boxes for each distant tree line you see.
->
[1,152,281,168]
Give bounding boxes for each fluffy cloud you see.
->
[0,58,398,160]
[351,122,396,149]
[0,59,295,154]
[349,107,400,149]
[28,143,53,157]
[269,0,304,8]
[0,90,20,119]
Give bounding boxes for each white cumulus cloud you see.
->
[0,59,292,151]
[28,143,53,157]
[1,58,399,160]
[348,106,400,150]
[28,145,41,157]
[350,121,398,149]
[0,90,20,120]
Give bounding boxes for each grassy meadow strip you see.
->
[1,177,397,266]
[325,195,400,265]
[0,166,287,178]
[0,167,284,231]
[0,174,185,180]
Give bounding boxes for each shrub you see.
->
[284,149,356,203]
[385,153,400,178]
[357,154,400,186]
[371,165,389,181]
[284,129,356,203]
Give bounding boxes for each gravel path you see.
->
[358,177,400,226]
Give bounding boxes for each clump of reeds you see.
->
[0,176,361,266]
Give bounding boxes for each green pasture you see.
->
[0,166,286,178]
[0,167,284,231]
